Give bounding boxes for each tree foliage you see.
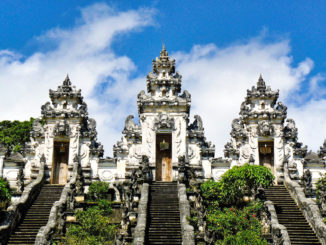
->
[0,118,34,154]
[198,164,274,244]
[64,182,117,245]
[202,164,274,207]
[88,181,110,201]
[0,177,11,209]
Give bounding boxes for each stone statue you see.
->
[283,118,298,141]
[16,167,24,194]
[178,155,187,183]
[137,90,146,100]
[189,115,203,131]
[124,115,136,131]
[300,169,313,197]
[276,101,287,112]
[141,155,152,183]
[181,90,191,99]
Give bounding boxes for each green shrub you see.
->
[316,173,326,205]
[0,177,11,206]
[198,164,273,244]
[207,202,267,245]
[64,200,116,245]
[202,164,274,207]
[88,181,110,201]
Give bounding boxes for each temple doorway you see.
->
[259,141,274,173]
[156,133,172,181]
[51,142,69,185]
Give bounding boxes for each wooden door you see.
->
[259,141,274,173]
[156,133,172,181]
[52,142,69,185]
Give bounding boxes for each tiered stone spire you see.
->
[42,75,87,118]
[240,75,286,122]
[147,45,181,96]
[152,44,176,74]
[138,46,190,114]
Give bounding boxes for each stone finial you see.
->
[257,74,266,92]
[160,43,168,59]
[152,44,175,74]
[63,74,71,86]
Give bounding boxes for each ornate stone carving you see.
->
[258,120,274,137]
[30,119,44,138]
[53,120,70,136]
[224,141,239,159]
[275,101,287,117]
[230,118,247,139]
[153,113,174,130]
[41,102,54,117]
[80,143,90,168]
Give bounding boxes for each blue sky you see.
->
[0,0,326,156]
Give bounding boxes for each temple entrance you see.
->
[259,141,274,172]
[156,133,172,181]
[51,142,69,185]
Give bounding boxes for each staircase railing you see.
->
[264,200,291,245]
[284,163,326,244]
[178,183,195,245]
[34,155,83,245]
[0,154,46,245]
[134,183,149,245]
[115,155,151,244]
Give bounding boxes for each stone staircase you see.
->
[145,182,182,245]
[265,185,321,245]
[7,184,64,245]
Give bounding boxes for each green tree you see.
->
[0,118,34,155]
[198,164,274,244]
[202,164,274,207]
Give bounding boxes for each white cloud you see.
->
[0,3,152,156]
[0,3,324,157]
[174,38,325,156]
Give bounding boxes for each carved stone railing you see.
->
[115,156,152,244]
[0,155,46,245]
[34,155,83,245]
[178,183,195,245]
[284,163,326,245]
[264,200,291,245]
[133,183,149,245]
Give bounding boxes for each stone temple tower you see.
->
[24,75,103,188]
[224,75,307,184]
[114,46,215,181]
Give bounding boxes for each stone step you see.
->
[265,186,321,245]
[146,182,181,245]
[7,185,64,245]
